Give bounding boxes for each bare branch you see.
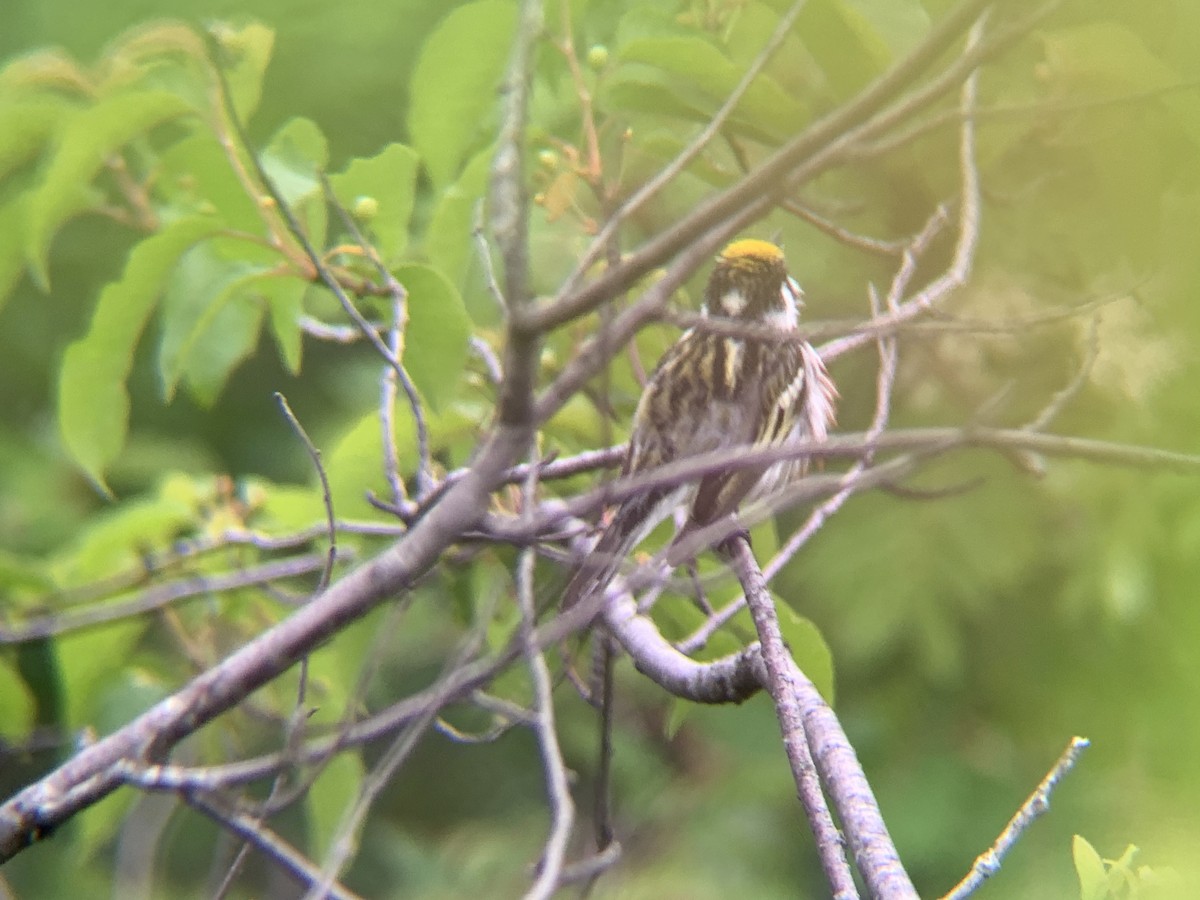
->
[562,0,810,294]
[275,392,338,592]
[321,175,432,500]
[941,737,1091,900]
[517,454,576,900]
[0,553,339,644]
[183,789,362,900]
[725,536,867,899]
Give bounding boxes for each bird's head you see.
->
[703,239,802,328]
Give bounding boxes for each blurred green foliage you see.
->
[0,0,1198,897]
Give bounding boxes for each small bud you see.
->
[586,44,609,71]
[537,149,559,170]
[353,195,379,220]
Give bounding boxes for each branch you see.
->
[560,0,810,294]
[726,536,872,899]
[941,736,1091,900]
[0,553,339,644]
[604,588,764,704]
[518,455,576,900]
[0,423,535,860]
[491,0,543,427]
[523,0,1000,335]
[183,789,361,900]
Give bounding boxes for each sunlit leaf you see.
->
[325,411,409,519]
[329,142,420,261]
[261,115,327,203]
[259,274,307,374]
[96,20,208,96]
[394,263,471,412]
[423,146,492,298]
[1074,834,1109,900]
[618,36,807,138]
[408,0,516,188]
[157,239,273,405]
[0,196,28,315]
[1041,22,1200,148]
[796,0,893,97]
[0,48,91,95]
[59,216,221,491]
[209,21,276,122]
[51,488,196,586]
[25,90,196,287]
[155,130,261,228]
[775,601,835,705]
[0,97,73,182]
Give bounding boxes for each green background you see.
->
[1,0,1198,897]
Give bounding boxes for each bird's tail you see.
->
[560,491,667,613]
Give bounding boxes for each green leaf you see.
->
[326,411,407,519]
[52,489,196,587]
[157,239,271,406]
[0,548,55,596]
[664,696,692,741]
[155,130,261,228]
[408,0,516,188]
[26,89,196,287]
[423,146,492,296]
[262,116,328,205]
[618,36,807,139]
[796,0,893,98]
[604,63,710,118]
[1074,834,1110,900]
[1041,22,1200,149]
[394,263,471,412]
[260,275,307,374]
[776,601,835,705]
[0,660,34,740]
[73,778,137,864]
[329,142,420,261]
[0,48,91,95]
[0,196,28,315]
[825,0,928,59]
[261,117,329,246]
[306,744,364,859]
[96,21,209,98]
[59,216,221,491]
[210,21,276,122]
[258,483,327,532]
[0,97,73,182]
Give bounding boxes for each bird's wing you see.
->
[687,342,805,530]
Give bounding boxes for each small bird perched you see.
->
[561,238,837,613]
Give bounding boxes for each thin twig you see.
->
[518,452,576,900]
[0,554,338,644]
[941,737,1091,900]
[561,0,810,295]
[275,393,337,592]
[322,175,432,497]
[781,197,907,257]
[527,0,1001,335]
[1023,314,1101,432]
[183,789,362,900]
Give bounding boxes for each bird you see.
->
[561,238,837,614]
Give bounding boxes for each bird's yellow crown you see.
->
[719,239,785,264]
